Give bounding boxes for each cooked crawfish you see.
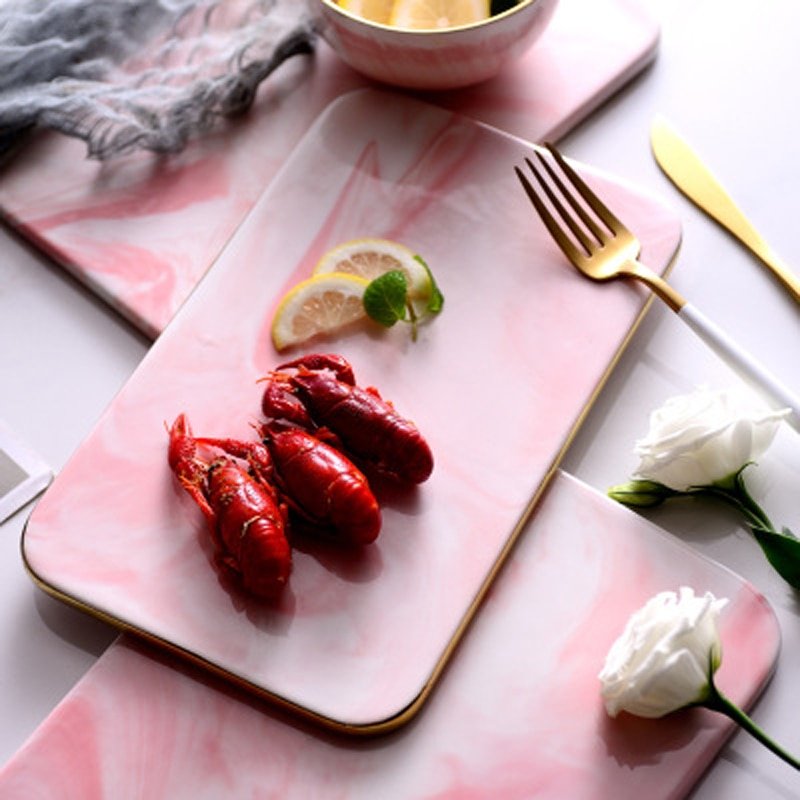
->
[167,413,291,601]
[261,353,434,484]
[201,425,382,546]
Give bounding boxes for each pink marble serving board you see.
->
[22,88,683,731]
[5,472,781,798]
[0,0,658,339]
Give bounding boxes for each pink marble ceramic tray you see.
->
[0,0,659,338]
[22,89,681,732]
[5,473,781,798]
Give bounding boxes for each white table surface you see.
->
[1,0,799,796]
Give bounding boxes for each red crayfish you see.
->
[168,413,291,602]
[168,409,383,600]
[168,353,432,601]
[261,353,434,485]
[201,425,382,547]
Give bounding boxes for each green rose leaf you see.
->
[751,525,800,589]
[363,270,408,328]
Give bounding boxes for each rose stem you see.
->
[704,680,800,771]
[705,470,776,530]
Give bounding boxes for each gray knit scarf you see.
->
[0,0,317,159]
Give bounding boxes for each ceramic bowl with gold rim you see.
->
[312,0,560,91]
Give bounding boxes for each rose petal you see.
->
[632,387,789,490]
[599,588,728,719]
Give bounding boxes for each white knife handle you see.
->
[678,302,800,432]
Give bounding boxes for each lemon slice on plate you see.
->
[271,272,370,351]
[338,0,395,24]
[312,237,432,301]
[389,0,490,29]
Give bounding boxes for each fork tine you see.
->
[533,150,606,246]
[543,142,625,234]
[523,156,595,256]
[514,164,584,264]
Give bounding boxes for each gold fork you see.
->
[515,144,800,432]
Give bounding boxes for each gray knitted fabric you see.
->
[0,0,316,159]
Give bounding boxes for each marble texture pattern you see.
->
[23,90,683,730]
[4,472,781,798]
[0,0,658,338]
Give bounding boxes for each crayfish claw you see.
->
[277,353,355,385]
[167,414,218,523]
[261,377,315,428]
[167,414,199,479]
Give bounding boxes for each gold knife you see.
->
[650,115,800,304]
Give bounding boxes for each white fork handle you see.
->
[678,302,800,432]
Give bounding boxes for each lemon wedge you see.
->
[338,0,395,24]
[312,237,432,301]
[271,272,371,351]
[389,0,490,29]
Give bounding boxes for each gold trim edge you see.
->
[18,242,680,738]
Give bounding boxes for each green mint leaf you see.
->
[363,270,408,328]
[750,524,800,588]
[414,254,444,314]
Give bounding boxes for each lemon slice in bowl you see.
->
[313,238,432,301]
[338,0,395,23]
[389,0,490,29]
[271,272,371,351]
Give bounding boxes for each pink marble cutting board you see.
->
[4,472,781,798]
[0,0,658,338]
[22,88,682,732]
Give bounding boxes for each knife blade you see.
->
[650,115,800,304]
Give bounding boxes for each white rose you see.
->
[599,587,728,718]
[632,387,789,491]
